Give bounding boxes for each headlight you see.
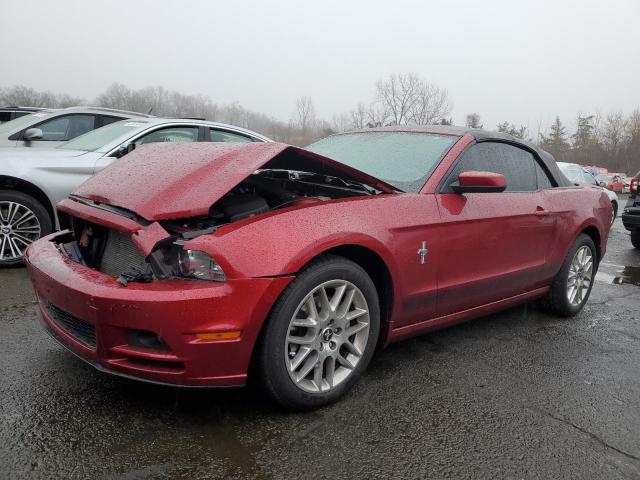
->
[149,243,226,282]
[178,249,226,282]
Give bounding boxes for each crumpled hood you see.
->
[73,142,396,221]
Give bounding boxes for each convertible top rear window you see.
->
[306,132,457,192]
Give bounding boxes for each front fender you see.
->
[183,197,402,281]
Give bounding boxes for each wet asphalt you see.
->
[1,215,640,479]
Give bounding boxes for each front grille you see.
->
[99,229,148,277]
[45,303,96,349]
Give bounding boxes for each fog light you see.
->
[128,329,167,350]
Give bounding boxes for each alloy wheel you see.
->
[567,245,593,306]
[285,279,370,393]
[0,201,41,261]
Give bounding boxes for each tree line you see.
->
[1,77,638,174]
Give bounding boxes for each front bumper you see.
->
[25,232,293,387]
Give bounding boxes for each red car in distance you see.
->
[598,173,626,193]
[25,127,612,409]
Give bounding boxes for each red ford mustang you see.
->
[25,126,612,409]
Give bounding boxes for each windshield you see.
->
[61,121,146,152]
[0,112,53,134]
[306,132,458,192]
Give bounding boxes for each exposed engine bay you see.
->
[160,169,380,236]
[57,169,381,283]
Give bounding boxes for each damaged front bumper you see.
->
[25,231,293,387]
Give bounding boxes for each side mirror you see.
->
[23,128,43,141]
[114,142,135,158]
[451,171,507,193]
[599,181,606,187]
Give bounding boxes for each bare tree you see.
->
[0,85,85,108]
[350,102,367,129]
[365,102,389,127]
[375,73,422,125]
[294,96,316,135]
[375,73,451,126]
[409,82,451,125]
[0,85,48,106]
[331,113,351,133]
[601,111,627,156]
[95,83,132,110]
[465,113,483,129]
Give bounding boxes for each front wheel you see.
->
[255,255,380,410]
[541,234,596,317]
[0,190,52,267]
[631,230,640,250]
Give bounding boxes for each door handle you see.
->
[535,206,550,216]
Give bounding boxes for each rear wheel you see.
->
[255,255,380,410]
[0,190,52,267]
[631,230,640,250]
[541,234,596,317]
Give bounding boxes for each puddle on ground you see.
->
[596,266,640,287]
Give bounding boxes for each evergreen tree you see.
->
[572,115,595,148]
[539,116,570,155]
[496,121,528,139]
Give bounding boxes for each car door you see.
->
[435,141,557,316]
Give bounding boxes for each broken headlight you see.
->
[150,244,226,282]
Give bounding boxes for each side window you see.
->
[35,114,95,141]
[134,126,199,146]
[99,115,125,127]
[209,128,252,142]
[445,142,537,192]
[581,170,598,186]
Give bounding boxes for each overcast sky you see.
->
[2,0,639,132]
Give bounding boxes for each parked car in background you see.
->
[558,162,618,223]
[0,107,152,148]
[596,174,612,188]
[0,118,271,265]
[25,127,611,409]
[608,174,626,193]
[622,171,640,249]
[596,173,626,193]
[0,106,47,124]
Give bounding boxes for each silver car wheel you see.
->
[0,201,41,261]
[567,245,593,306]
[285,279,370,393]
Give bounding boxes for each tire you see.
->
[631,230,640,250]
[0,190,52,267]
[255,255,380,410]
[541,234,597,317]
[611,201,617,225]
